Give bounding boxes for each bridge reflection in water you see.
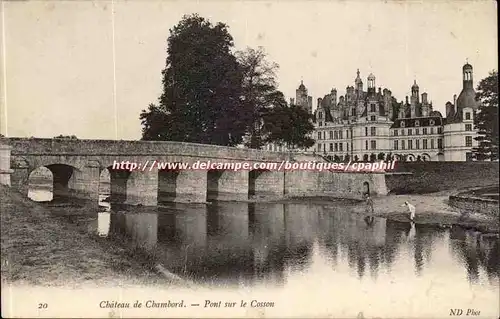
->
[94,201,499,291]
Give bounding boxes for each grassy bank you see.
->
[0,185,171,288]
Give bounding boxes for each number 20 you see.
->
[38,303,48,309]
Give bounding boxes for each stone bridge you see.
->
[0,138,387,206]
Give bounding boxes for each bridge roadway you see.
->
[0,138,387,206]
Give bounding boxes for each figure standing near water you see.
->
[403,201,416,222]
[364,193,375,225]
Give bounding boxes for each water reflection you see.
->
[93,201,498,291]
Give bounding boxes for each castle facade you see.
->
[308,62,479,161]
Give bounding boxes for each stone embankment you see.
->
[448,186,499,219]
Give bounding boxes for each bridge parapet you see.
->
[1,138,293,162]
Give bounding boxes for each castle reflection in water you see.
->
[95,200,499,288]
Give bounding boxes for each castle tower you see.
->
[454,62,479,121]
[411,80,420,102]
[295,80,313,114]
[410,81,419,118]
[367,73,376,91]
[330,88,337,106]
[462,62,473,90]
[355,69,363,93]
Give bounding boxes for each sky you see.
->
[0,0,497,140]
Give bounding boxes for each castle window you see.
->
[423,128,428,135]
[429,119,435,126]
[465,136,472,147]
[416,140,420,149]
[365,140,368,150]
[394,140,399,150]
[401,121,405,127]
[346,130,349,138]
[430,127,434,134]
[431,139,435,149]
[401,140,406,150]
[465,112,471,120]
[401,129,405,136]
[408,140,413,150]
[365,127,368,137]
[408,129,413,136]
[465,124,472,131]
[339,143,343,151]
[319,122,323,127]
[335,143,338,152]
[438,127,443,134]
[371,127,376,136]
[329,143,333,152]
[415,120,420,127]
[319,111,323,119]
[334,131,338,139]
[339,131,343,139]
[370,115,376,121]
[438,138,443,149]
[370,140,376,150]
[329,131,333,139]
[394,130,399,136]
[317,143,321,151]
[423,139,428,149]
[317,132,321,140]
[415,128,420,135]
[370,104,376,112]
[347,143,349,151]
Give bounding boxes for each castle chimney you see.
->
[453,94,457,106]
[446,102,455,118]
[421,92,428,105]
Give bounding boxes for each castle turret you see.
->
[330,88,337,106]
[355,69,363,92]
[367,73,376,91]
[455,62,478,117]
[411,80,420,103]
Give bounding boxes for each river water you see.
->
[27,185,499,316]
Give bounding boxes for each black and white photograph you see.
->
[0,0,498,318]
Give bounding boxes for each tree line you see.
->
[139,14,314,150]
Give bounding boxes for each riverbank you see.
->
[0,185,171,288]
[297,187,499,234]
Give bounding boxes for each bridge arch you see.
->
[27,166,53,202]
[24,163,83,203]
[248,169,284,199]
[158,165,181,203]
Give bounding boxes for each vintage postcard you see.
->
[1,0,498,318]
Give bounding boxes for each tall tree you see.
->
[473,70,498,160]
[140,14,252,146]
[236,47,286,149]
[261,104,315,150]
